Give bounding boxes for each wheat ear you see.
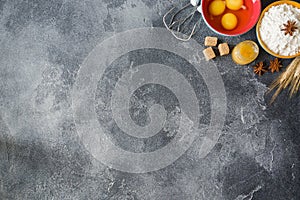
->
[268,56,300,103]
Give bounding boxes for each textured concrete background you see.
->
[0,0,299,199]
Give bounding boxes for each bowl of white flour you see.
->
[256,1,300,58]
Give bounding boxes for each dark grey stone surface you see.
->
[0,0,299,199]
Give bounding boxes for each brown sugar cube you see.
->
[203,47,216,61]
[204,36,218,46]
[218,43,230,56]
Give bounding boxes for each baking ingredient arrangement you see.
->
[163,0,300,102]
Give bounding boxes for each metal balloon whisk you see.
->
[163,0,202,41]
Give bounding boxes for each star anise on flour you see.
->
[253,61,267,76]
[268,58,282,73]
[281,20,298,36]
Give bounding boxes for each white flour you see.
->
[259,3,300,56]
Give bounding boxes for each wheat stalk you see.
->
[269,56,300,103]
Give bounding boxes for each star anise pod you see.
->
[281,20,298,36]
[268,58,282,73]
[253,61,267,76]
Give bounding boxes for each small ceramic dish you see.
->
[256,0,300,59]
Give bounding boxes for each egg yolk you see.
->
[226,0,243,10]
[221,13,238,30]
[209,0,226,16]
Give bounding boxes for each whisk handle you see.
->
[190,0,200,7]
[196,5,202,13]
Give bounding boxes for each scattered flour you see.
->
[259,3,300,56]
